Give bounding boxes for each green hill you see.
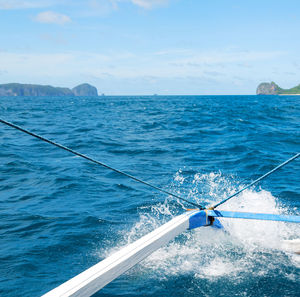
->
[0,83,98,96]
[256,81,300,95]
[277,84,300,94]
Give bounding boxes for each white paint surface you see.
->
[42,211,197,297]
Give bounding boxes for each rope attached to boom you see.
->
[212,152,300,209]
[1,119,298,211]
[0,118,204,209]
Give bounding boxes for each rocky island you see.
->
[0,83,98,96]
[256,82,300,95]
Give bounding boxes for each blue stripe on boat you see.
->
[206,210,300,223]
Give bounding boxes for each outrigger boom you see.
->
[42,210,300,297]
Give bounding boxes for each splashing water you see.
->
[104,171,300,283]
[1,95,299,297]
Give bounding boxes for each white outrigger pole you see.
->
[0,120,299,297]
[42,210,300,297]
[42,210,200,297]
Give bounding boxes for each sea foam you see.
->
[107,171,300,280]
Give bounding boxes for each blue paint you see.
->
[207,210,300,223]
[188,211,208,229]
[210,217,224,229]
[188,211,224,230]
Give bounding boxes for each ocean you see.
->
[0,95,299,297]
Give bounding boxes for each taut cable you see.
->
[212,152,300,209]
[0,118,204,209]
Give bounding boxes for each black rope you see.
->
[0,118,204,209]
[212,152,300,209]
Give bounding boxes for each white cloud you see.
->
[0,48,292,94]
[131,0,169,9]
[0,0,51,9]
[153,48,284,65]
[35,11,71,25]
[0,0,170,13]
[0,49,285,80]
[84,0,169,13]
[83,0,119,16]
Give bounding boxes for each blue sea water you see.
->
[0,95,299,297]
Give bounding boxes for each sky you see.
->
[0,0,300,95]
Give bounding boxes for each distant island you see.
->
[0,83,98,96]
[256,82,300,95]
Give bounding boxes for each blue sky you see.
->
[0,0,300,94]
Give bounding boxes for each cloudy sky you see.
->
[0,0,300,94]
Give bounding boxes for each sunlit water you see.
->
[0,95,299,296]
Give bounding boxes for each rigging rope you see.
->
[1,118,298,211]
[0,118,204,209]
[212,152,300,209]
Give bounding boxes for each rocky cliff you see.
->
[256,82,279,95]
[256,81,300,95]
[0,83,98,96]
[72,83,98,96]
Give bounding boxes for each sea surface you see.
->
[0,95,299,297]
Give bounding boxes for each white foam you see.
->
[105,171,300,280]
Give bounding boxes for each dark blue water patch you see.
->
[0,95,299,297]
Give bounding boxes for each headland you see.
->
[0,83,98,96]
[256,82,300,95]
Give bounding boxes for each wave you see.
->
[102,171,300,282]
